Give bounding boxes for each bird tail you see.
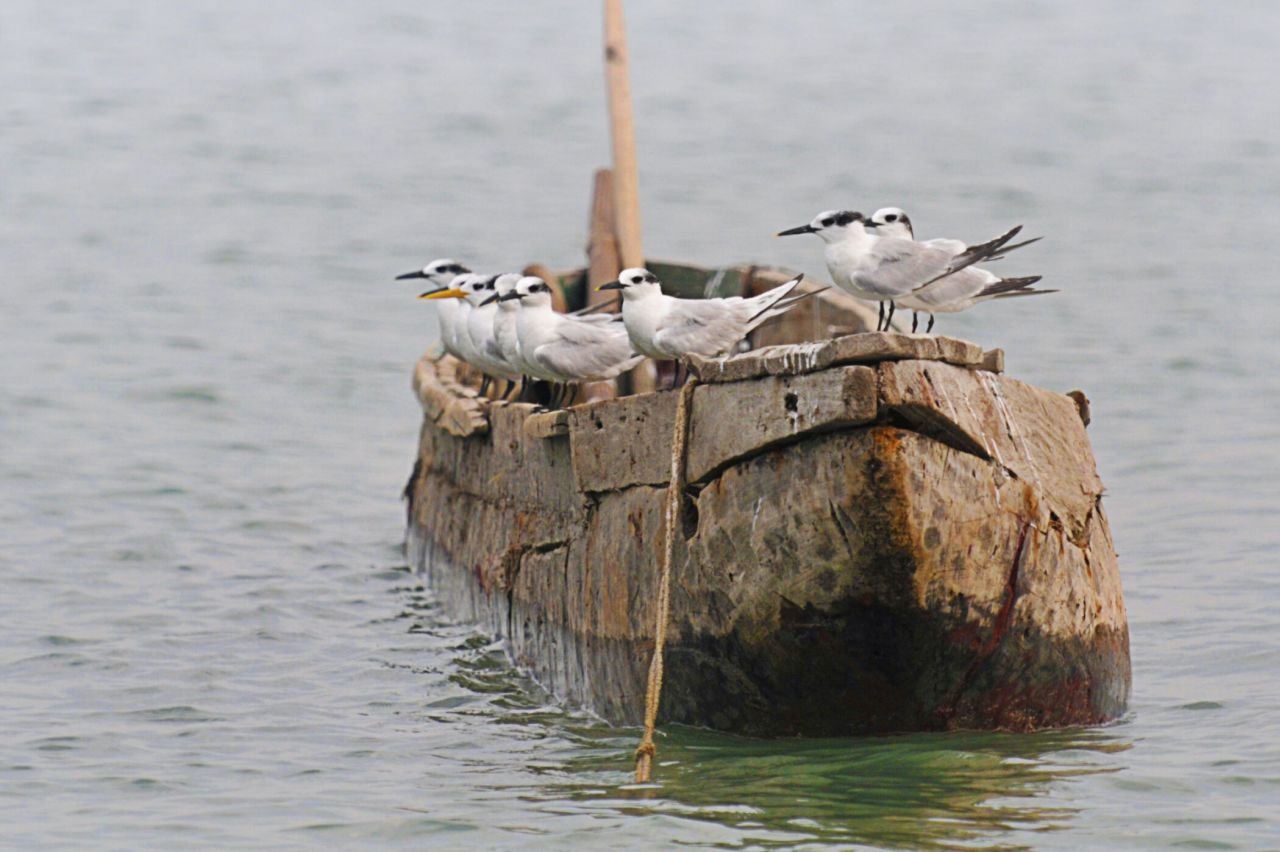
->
[913,225,1034,291]
[990,236,1042,256]
[981,237,1044,263]
[976,275,1058,300]
[744,274,806,326]
[957,225,1025,266]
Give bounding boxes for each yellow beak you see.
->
[418,288,466,300]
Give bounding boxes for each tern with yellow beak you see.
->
[416,271,482,367]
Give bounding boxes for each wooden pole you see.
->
[604,0,643,270]
[586,169,621,301]
[576,170,621,404]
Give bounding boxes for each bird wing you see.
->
[920,237,968,255]
[858,237,957,297]
[652,299,754,358]
[911,225,1027,290]
[532,316,637,380]
[898,266,994,310]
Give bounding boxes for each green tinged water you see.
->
[2,0,1278,847]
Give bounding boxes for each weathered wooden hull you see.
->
[405,270,1130,737]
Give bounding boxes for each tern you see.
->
[418,273,512,396]
[504,276,642,406]
[777,210,1031,332]
[481,272,539,399]
[464,274,522,397]
[599,267,810,361]
[417,272,483,367]
[398,259,471,360]
[866,207,1054,333]
[483,273,529,375]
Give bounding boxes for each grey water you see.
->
[2,0,1278,847]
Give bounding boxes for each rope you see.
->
[634,375,697,784]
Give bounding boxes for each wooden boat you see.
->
[402,1,1129,738]
[403,262,1131,736]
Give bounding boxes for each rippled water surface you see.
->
[3,0,1279,847]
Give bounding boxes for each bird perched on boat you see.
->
[482,272,534,397]
[417,270,482,366]
[865,207,1054,334]
[418,273,516,397]
[463,274,523,398]
[776,210,1031,332]
[599,267,810,361]
[504,275,642,407]
[399,259,471,360]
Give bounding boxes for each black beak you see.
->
[397,270,428,280]
[499,292,523,302]
[480,293,500,306]
[597,280,624,291]
[776,224,818,237]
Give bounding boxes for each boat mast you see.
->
[604,0,643,270]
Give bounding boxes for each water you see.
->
[3,0,1278,847]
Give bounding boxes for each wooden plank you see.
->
[686,332,985,384]
[604,0,643,269]
[685,366,877,484]
[413,354,488,437]
[977,348,1005,374]
[568,391,678,493]
[524,409,571,439]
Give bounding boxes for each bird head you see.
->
[777,210,868,243]
[598,267,661,300]
[866,207,914,239]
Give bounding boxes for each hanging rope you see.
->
[634,375,697,783]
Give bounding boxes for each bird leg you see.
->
[501,379,516,401]
[877,301,886,332]
[885,301,896,331]
[911,312,919,334]
[478,375,491,397]
[927,314,936,334]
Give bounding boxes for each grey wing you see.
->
[899,266,993,310]
[855,235,957,295]
[533,319,636,380]
[920,237,968,254]
[859,237,955,297]
[652,299,752,357]
[482,335,507,363]
[573,312,623,326]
